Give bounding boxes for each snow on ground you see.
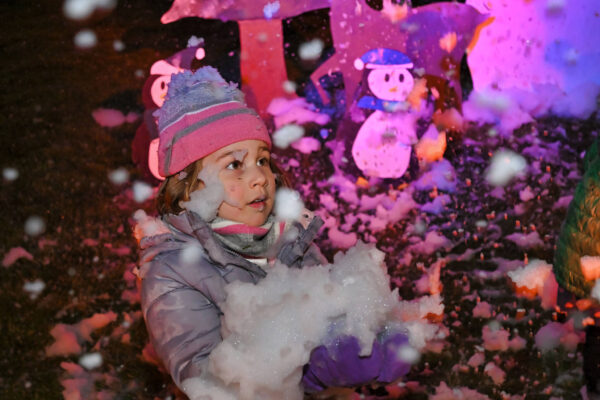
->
[8,112,598,400]
[6,84,599,400]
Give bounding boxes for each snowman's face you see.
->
[150,75,171,108]
[367,67,414,102]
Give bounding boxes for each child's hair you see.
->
[156,157,290,216]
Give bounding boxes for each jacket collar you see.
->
[141,213,267,278]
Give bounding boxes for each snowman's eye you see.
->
[161,81,166,90]
[399,74,404,83]
[384,74,390,82]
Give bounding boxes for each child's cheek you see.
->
[224,183,243,207]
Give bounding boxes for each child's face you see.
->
[201,139,276,227]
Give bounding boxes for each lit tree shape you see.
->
[310,0,486,111]
[160,0,331,115]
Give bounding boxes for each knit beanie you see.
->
[154,66,271,177]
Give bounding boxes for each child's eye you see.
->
[257,157,269,167]
[226,160,242,170]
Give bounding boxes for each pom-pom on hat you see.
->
[154,66,271,176]
[354,48,413,71]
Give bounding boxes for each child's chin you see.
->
[242,214,269,227]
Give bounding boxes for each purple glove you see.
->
[302,332,411,393]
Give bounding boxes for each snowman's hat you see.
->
[354,48,413,71]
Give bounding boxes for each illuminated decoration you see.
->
[159,0,330,116]
[466,0,600,114]
[351,49,418,178]
[310,0,485,112]
[131,43,205,180]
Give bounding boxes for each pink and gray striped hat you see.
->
[154,66,271,177]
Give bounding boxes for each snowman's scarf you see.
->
[357,95,409,112]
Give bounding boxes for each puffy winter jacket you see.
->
[554,139,600,298]
[138,212,326,388]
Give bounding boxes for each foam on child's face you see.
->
[179,164,225,221]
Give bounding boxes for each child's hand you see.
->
[301,332,411,393]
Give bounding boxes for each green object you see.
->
[554,139,600,298]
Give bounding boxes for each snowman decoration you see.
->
[351,48,418,178]
[131,39,205,181]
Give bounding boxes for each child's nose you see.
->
[247,165,267,187]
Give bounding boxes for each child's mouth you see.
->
[248,197,266,210]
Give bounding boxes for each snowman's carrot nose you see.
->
[389,87,398,92]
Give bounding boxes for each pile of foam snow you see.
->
[507,259,557,309]
[181,243,411,400]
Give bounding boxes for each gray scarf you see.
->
[210,215,289,259]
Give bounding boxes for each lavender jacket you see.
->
[138,212,326,388]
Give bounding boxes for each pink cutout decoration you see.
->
[159,0,330,115]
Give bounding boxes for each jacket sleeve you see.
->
[140,258,223,387]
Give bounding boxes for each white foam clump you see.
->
[291,137,321,154]
[79,352,103,370]
[393,294,445,350]
[396,343,420,364]
[267,97,330,128]
[25,216,46,236]
[3,167,18,181]
[299,39,324,61]
[132,181,154,203]
[113,40,125,51]
[485,149,527,186]
[272,124,304,149]
[180,166,225,221]
[23,279,46,299]
[63,0,116,20]
[580,255,600,281]
[505,231,544,249]
[108,167,129,185]
[180,242,205,267]
[183,242,399,400]
[274,188,304,221]
[132,209,171,242]
[74,29,97,49]
[63,0,117,20]
[507,259,552,294]
[282,80,297,94]
[263,0,280,19]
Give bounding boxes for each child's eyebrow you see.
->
[217,151,233,161]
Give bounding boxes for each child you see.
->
[136,66,409,398]
[554,138,600,396]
